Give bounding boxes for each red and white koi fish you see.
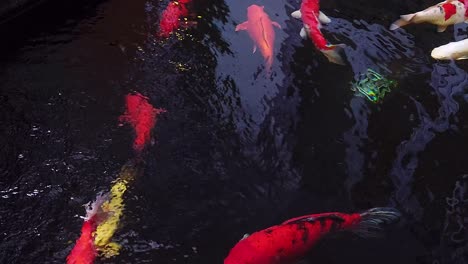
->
[235,5,281,75]
[158,0,192,38]
[291,0,346,65]
[224,208,400,264]
[432,38,468,60]
[390,0,468,32]
[119,93,166,154]
[67,194,108,264]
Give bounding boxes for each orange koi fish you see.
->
[390,0,468,32]
[119,93,166,154]
[236,5,281,74]
[224,208,400,264]
[158,0,192,38]
[291,0,346,65]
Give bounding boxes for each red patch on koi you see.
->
[66,217,97,264]
[119,93,165,153]
[442,2,457,20]
[300,0,331,50]
[158,0,191,37]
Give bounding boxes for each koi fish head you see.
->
[431,45,453,60]
[224,239,260,264]
[431,40,468,60]
[83,192,109,222]
[247,4,265,20]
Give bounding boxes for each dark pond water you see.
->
[1,0,468,263]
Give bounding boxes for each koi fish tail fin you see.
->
[265,56,273,76]
[321,44,347,65]
[353,207,401,238]
[390,14,415,30]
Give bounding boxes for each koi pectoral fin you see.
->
[318,11,331,24]
[235,21,249,31]
[291,10,301,19]
[300,27,308,39]
[272,21,282,29]
[437,25,447,32]
[253,45,257,53]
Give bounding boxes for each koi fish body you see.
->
[431,38,468,60]
[119,93,166,154]
[236,5,281,75]
[224,208,400,264]
[291,0,346,65]
[390,0,468,32]
[67,194,108,264]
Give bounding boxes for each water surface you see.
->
[1,0,468,263]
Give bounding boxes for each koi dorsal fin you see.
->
[282,214,345,225]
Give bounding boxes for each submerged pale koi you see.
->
[235,5,281,75]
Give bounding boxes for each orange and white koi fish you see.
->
[390,0,468,32]
[67,194,108,264]
[119,93,166,154]
[432,38,468,60]
[225,208,400,264]
[236,5,281,74]
[291,0,346,65]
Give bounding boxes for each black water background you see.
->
[1,0,468,263]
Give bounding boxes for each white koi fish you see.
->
[390,0,468,32]
[431,38,468,60]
